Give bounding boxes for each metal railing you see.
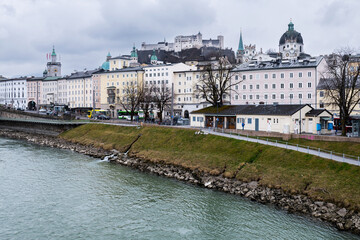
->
[210,128,360,165]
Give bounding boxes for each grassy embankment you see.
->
[247,135,360,157]
[61,124,360,210]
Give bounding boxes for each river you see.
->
[0,137,359,240]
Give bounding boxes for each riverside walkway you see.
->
[202,128,360,166]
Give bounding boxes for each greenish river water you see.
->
[0,137,359,240]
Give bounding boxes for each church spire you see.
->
[238,30,244,52]
[51,45,56,56]
[288,18,294,31]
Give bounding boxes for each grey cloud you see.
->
[0,0,359,77]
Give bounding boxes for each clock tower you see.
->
[46,46,62,77]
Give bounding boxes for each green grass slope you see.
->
[60,124,360,210]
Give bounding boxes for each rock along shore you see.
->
[1,128,359,235]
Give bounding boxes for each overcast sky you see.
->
[0,0,359,78]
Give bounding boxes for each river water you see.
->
[0,137,359,240]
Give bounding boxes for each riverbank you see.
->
[1,125,360,234]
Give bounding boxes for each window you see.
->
[235,95,238,100]
[235,85,238,90]
[280,94,284,99]
[264,74,268,79]
[243,95,246,100]
[248,118,252,124]
[235,75,238,80]
[280,83,284,89]
[272,73,276,79]
[272,84,276,89]
[319,91,324,97]
[307,93,312,99]
[256,84,259,89]
[179,74,182,77]
[308,72,312,77]
[256,95,259,99]
[243,75,246,80]
[290,83,294,88]
[264,94,268,100]
[250,85,253,90]
[243,85,246,90]
[320,102,324,108]
[249,95,253,100]
[193,116,196,122]
[264,84,268,89]
[299,93,303,99]
[281,73,284,78]
[290,94,294,99]
[272,94,276,99]
[299,72,303,77]
[298,83,303,88]
[249,75,253,80]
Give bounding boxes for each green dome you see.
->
[51,46,56,56]
[150,49,157,61]
[131,46,138,58]
[102,61,110,70]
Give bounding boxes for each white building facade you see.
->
[143,63,197,118]
[0,77,28,109]
[231,57,327,108]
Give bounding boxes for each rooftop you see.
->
[192,104,311,116]
[233,56,323,72]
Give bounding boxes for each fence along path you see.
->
[202,128,360,166]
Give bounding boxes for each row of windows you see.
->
[234,93,312,100]
[237,117,279,124]
[235,71,312,80]
[145,72,169,77]
[192,116,204,122]
[145,80,169,85]
[177,96,192,102]
[107,73,137,78]
[236,82,312,90]
[106,81,138,87]
[145,68,169,72]
[0,82,26,86]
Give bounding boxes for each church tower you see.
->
[150,49,158,65]
[130,45,138,63]
[236,31,245,64]
[46,46,61,77]
[279,20,304,60]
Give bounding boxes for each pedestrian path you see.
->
[202,129,360,166]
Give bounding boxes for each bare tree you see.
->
[140,85,154,122]
[119,82,145,121]
[322,49,360,136]
[195,57,239,107]
[150,82,172,123]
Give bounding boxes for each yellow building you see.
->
[99,67,144,118]
[317,78,360,117]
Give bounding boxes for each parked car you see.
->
[39,109,47,114]
[96,114,110,120]
[16,108,24,111]
[176,118,190,125]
